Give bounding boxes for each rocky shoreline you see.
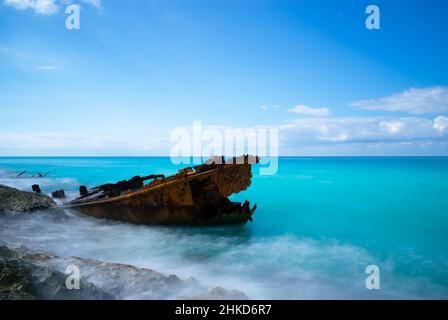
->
[0,185,248,300]
[0,244,248,300]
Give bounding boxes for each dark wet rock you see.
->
[51,190,66,199]
[31,184,41,194]
[0,185,62,214]
[0,245,111,300]
[0,244,248,300]
[0,249,35,300]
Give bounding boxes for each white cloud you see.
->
[2,115,448,156]
[278,116,447,146]
[319,133,350,142]
[433,116,448,132]
[350,86,448,114]
[3,0,102,14]
[287,105,330,117]
[4,0,58,15]
[189,116,448,155]
[169,115,448,155]
[379,120,405,134]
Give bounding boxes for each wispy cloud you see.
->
[350,86,448,114]
[3,0,102,15]
[0,46,58,71]
[62,0,102,9]
[1,114,447,155]
[287,104,330,117]
[80,0,101,8]
[37,65,56,70]
[166,115,448,155]
[4,0,58,15]
[0,133,139,156]
[17,53,30,59]
[260,104,279,111]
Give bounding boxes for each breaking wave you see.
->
[0,169,79,200]
[1,210,446,299]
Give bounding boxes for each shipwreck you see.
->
[64,155,259,225]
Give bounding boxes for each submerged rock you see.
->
[0,244,248,300]
[0,185,62,214]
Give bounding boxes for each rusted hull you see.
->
[65,160,257,225]
[68,203,254,225]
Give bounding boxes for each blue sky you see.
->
[1,0,448,156]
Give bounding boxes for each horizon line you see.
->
[1,155,448,158]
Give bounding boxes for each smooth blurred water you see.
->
[0,157,447,299]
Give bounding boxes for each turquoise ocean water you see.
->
[0,157,447,299]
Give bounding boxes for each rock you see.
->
[0,249,36,300]
[64,256,201,299]
[0,244,249,300]
[0,185,62,214]
[0,245,112,300]
[31,184,41,194]
[51,190,66,199]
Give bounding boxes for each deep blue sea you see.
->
[0,157,447,299]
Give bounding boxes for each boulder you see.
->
[51,190,66,199]
[0,185,62,214]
